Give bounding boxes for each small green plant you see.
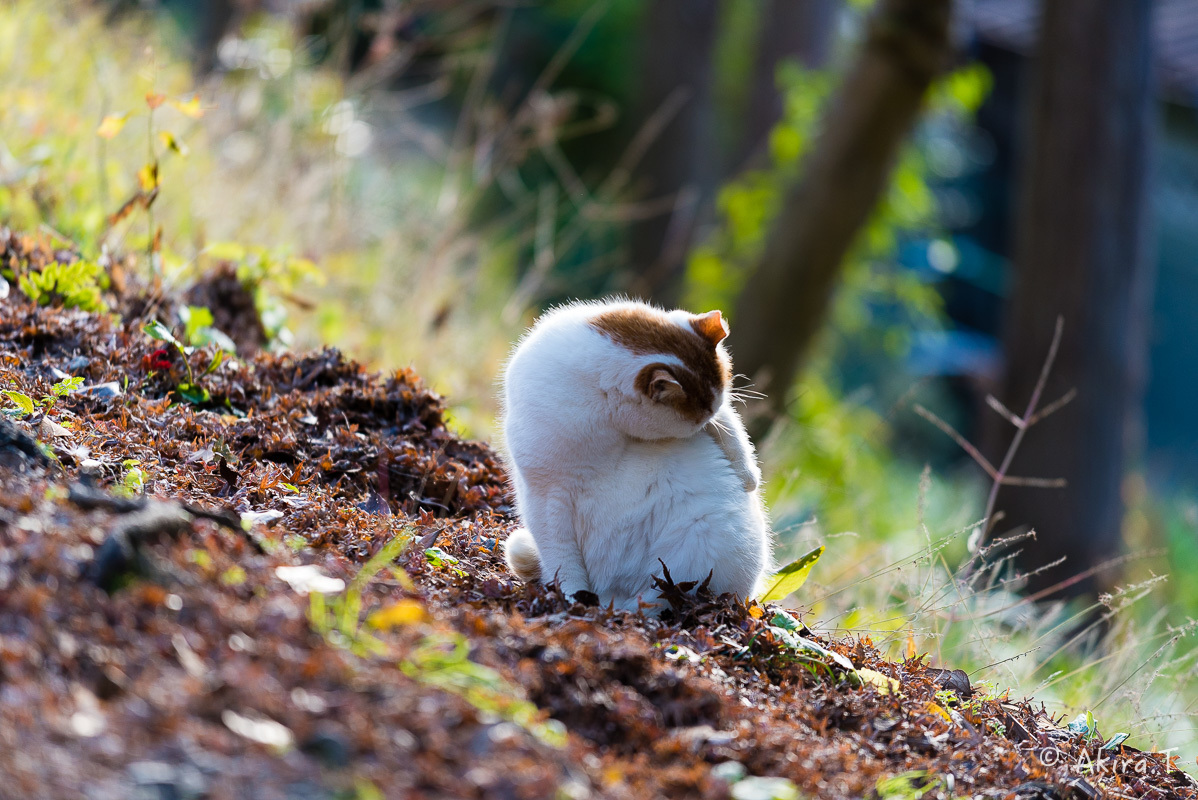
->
[401,633,567,749]
[3,376,85,418]
[423,547,466,577]
[49,375,84,399]
[933,680,1005,721]
[204,241,323,345]
[308,533,413,657]
[303,534,565,748]
[18,260,109,312]
[2,390,34,418]
[143,319,211,404]
[98,90,203,273]
[753,608,862,684]
[1067,710,1101,745]
[179,305,237,352]
[873,770,956,800]
[114,459,148,497]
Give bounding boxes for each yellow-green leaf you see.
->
[205,241,247,262]
[158,131,188,156]
[858,668,901,695]
[96,112,131,139]
[170,95,204,119]
[143,319,179,346]
[3,390,35,416]
[367,599,429,630]
[137,162,159,191]
[925,700,952,723]
[757,546,824,603]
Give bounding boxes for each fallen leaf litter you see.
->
[1,228,1194,799]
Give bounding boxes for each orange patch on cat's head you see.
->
[590,305,732,422]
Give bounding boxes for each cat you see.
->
[500,298,772,612]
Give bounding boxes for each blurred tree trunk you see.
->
[193,0,238,75]
[730,0,953,411]
[627,0,721,306]
[985,0,1155,598]
[736,0,840,170]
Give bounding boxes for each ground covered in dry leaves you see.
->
[1,229,1195,800]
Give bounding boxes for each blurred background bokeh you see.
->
[3,0,1197,762]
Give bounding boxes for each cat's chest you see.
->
[573,434,729,512]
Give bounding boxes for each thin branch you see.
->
[983,315,1067,533]
[1027,388,1078,427]
[912,402,1067,489]
[984,394,1023,429]
[913,404,998,480]
[1000,475,1067,489]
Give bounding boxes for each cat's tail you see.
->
[504,527,542,583]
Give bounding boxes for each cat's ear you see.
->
[692,310,729,346]
[639,366,685,404]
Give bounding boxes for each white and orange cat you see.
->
[500,298,772,611]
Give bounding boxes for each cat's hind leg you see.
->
[503,527,542,583]
[511,495,591,598]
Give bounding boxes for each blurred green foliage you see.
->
[17,259,110,312]
[686,62,992,540]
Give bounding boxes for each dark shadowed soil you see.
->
[2,228,1195,800]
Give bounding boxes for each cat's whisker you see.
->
[730,390,767,405]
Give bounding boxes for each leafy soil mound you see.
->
[1,229,1195,800]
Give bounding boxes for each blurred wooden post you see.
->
[730,0,953,414]
[986,0,1155,597]
[628,0,721,306]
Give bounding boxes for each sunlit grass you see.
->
[776,462,1198,771]
[0,0,523,437]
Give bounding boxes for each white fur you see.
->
[500,298,772,611]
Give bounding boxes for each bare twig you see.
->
[917,317,1069,537]
[983,316,1066,533]
[913,405,1064,489]
[984,394,1023,429]
[913,404,998,480]
[1027,388,1077,427]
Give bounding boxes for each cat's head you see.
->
[589,303,733,439]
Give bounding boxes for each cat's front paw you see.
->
[736,461,761,493]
